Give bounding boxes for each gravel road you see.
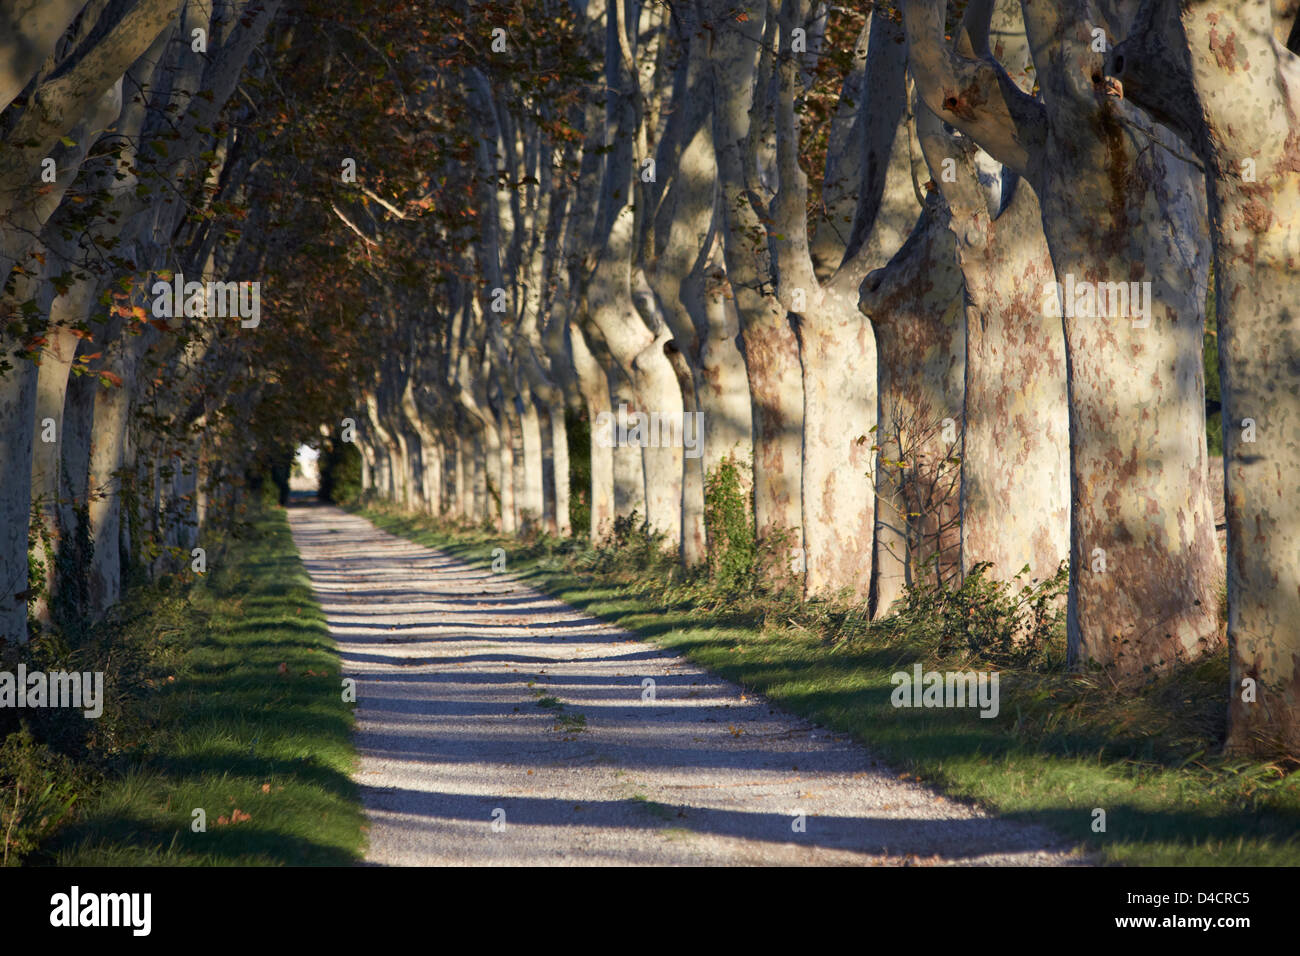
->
[288,501,1085,867]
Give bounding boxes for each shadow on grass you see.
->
[353,503,1300,866]
[38,505,366,867]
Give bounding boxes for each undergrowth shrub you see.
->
[885,559,1069,669]
[1,534,209,865]
[703,455,756,594]
[0,729,79,867]
[576,511,676,578]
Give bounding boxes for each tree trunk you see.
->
[607,371,648,522]
[1177,1,1300,752]
[546,400,572,536]
[29,325,80,626]
[921,115,1071,586]
[0,357,38,641]
[706,0,804,570]
[518,389,546,529]
[696,277,754,523]
[570,319,615,540]
[796,8,917,601]
[902,0,1223,680]
[957,174,1069,585]
[86,333,146,615]
[495,405,517,533]
[630,328,685,542]
[1038,120,1222,679]
[910,4,1071,589]
[797,285,877,601]
[859,205,966,615]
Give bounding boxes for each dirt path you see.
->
[287,502,1084,866]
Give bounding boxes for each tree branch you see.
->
[900,0,1045,178]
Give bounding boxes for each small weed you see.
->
[631,795,674,820]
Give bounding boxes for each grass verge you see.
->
[13,504,364,866]
[354,502,1300,866]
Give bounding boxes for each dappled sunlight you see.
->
[289,503,1078,866]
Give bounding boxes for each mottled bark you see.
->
[916,6,1070,587]
[28,323,80,625]
[696,267,755,493]
[1119,0,1300,750]
[798,10,918,601]
[859,205,966,615]
[1042,116,1221,680]
[953,172,1069,584]
[905,0,1222,680]
[705,0,803,562]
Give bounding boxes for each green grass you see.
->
[631,795,677,821]
[355,502,1300,866]
[36,505,365,866]
[533,691,586,732]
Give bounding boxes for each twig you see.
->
[4,783,20,868]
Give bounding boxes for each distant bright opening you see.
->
[290,444,320,493]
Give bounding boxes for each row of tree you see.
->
[343,0,1299,756]
[0,0,573,651]
[0,1,1295,756]
[0,0,295,640]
